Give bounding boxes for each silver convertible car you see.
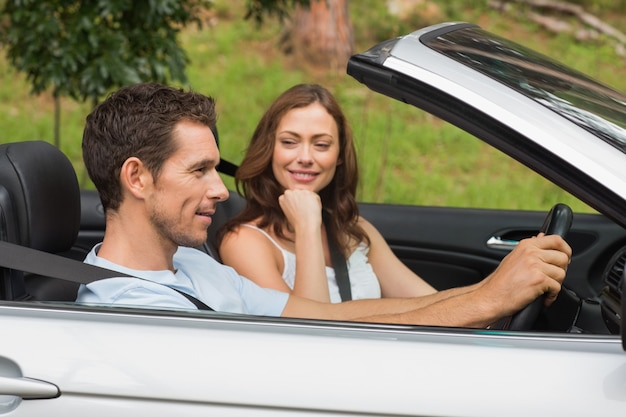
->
[1,22,626,416]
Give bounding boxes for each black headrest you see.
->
[0,141,80,253]
[205,190,246,262]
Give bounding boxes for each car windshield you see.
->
[422,26,626,152]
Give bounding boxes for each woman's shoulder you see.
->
[221,218,262,238]
[221,220,280,248]
[356,215,377,235]
[355,215,387,245]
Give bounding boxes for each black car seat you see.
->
[204,125,246,262]
[205,190,246,262]
[0,140,83,301]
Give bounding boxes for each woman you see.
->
[218,84,439,303]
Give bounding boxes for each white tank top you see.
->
[241,224,381,303]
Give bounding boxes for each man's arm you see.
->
[281,234,571,328]
[282,285,497,327]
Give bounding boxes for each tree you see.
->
[246,0,354,71]
[0,0,211,146]
[0,0,348,147]
[289,0,353,71]
[244,0,310,23]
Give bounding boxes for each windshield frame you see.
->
[421,25,626,154]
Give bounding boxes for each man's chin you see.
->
[175,233,208,250]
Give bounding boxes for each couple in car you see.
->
[77,82,571,328]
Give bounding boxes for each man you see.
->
[77,82,572,328]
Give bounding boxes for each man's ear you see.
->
[120,157,152,199]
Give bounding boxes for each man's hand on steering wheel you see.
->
[485,204,573,330]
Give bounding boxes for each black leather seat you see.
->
[0,140,83,301]
[205,190,246,262]
[204,126,246,262]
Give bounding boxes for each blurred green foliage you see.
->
[0,0,212,105]
[0,0,624,212]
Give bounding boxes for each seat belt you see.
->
[217,159,238,177]
[0,240,214,311]
[322,211,352,302]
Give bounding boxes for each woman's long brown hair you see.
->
[217,84,368,257]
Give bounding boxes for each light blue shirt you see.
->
[76,244,289,316]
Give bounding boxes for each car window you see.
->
[350,95,594,212]
[423,27,626,153]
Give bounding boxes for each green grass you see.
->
[1,0,625,213]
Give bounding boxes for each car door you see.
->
[1,301,624,417]
[359,202,626,300]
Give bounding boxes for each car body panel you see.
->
[0,303,624,417]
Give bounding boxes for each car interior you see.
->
[0,139,624,338]
[0,140,85,301]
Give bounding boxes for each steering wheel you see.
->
[504,203,573,331]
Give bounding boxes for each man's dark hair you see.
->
[82,83,217,211]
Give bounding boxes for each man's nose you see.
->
[208,172,229,202]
